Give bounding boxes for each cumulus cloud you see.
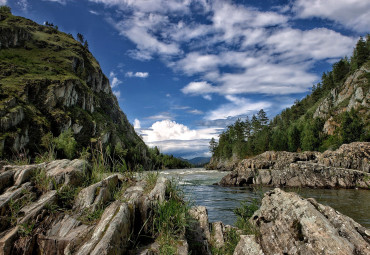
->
[206,96,272,121]
[126,71,149,78]
[0,0,7,5]
[140,120,220,155]
[292,0,370,33]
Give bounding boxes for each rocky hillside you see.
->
[220,142,370,189]
[208,36,369,170]
[0,7,149,168]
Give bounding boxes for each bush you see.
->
[0,6,11,14]
[53,129,77,159]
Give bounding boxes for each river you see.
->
[156,168,370,228]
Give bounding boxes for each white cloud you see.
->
[188,109,203,115]
[17,0,29,11]
[111,77,122,88]
[293,0,370,33]
[126,71,149,78]
[133,119,141,129]
[0,0,7,5]
[112,90,121,99]
[146,112,173,120]
[206,96,271,120]
[181,81,217,95]
[141,119,220,154]
[89,10,99,15]
[42,0,67,5]
[203,95,212,101]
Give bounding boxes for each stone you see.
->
[76,201,132,255]
[74,174,119,211]
[251,188,370,255]
[187,206,212,255]
[45,159,88,187]
[233,235,264,255]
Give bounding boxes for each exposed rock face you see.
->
[313,66,369,135]
[0,10,149,168]
[220,142,370,189]
[206,155,240,171]
[0,160,181,255]
[246,188,370,255]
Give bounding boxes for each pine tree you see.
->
[77,33,84,44]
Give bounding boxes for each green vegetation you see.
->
[211,228,240,255]
[210,36,369,161]
[144,171,159,193]
[151,180,189,254]
[234,198,261,235]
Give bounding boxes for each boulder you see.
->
[250,188,370,255]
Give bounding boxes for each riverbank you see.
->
[219,142,370,189]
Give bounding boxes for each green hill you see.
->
[0,7,191,170]
[208,36,370,169]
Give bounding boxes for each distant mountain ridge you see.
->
[185,157,211,166]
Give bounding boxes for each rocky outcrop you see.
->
[206,155,240,171]
[188,189,370,255]
[0,160,186,255]
[313,66,369,135]
[243,188,370,254]
[220,142,370,189]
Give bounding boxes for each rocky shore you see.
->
[219,142,370,189]
[0,159,369,254]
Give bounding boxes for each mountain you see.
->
[208,36,369,170]
[0,7,149,169]
[186,157,211,167]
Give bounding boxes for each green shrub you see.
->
[144,172,159,193]
[53,129,77,159]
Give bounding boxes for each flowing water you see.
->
[156,168,370,228]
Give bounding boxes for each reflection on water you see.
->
[156,168,370,227]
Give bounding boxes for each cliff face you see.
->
[314,66,369,135]
[0,10,149,167]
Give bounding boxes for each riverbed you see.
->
[157,168,370,228]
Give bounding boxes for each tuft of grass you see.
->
[234,198,261,236]
[144,172,159,193]
[79,204,105,224]
[211,228,240,255]
[18,222,35,236]
[32,168,53,193]
[8,190,34,226]
[57,185,80,210]
[151,179,189,254]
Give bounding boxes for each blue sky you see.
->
[3,0,369,158]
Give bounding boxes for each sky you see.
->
[3,0,369,159]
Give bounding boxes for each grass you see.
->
[8,190,34,226]
[150,179,189,254]
[32,168,54,193]
[234,198,261,236]
[18,222,35,236]
[79,205,105,224]
[211,228,241,255]
[144,172,159,193]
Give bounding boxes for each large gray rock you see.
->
[250,188,370,255]
[220,142,370,189]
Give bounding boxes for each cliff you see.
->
[0,8,149,168]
